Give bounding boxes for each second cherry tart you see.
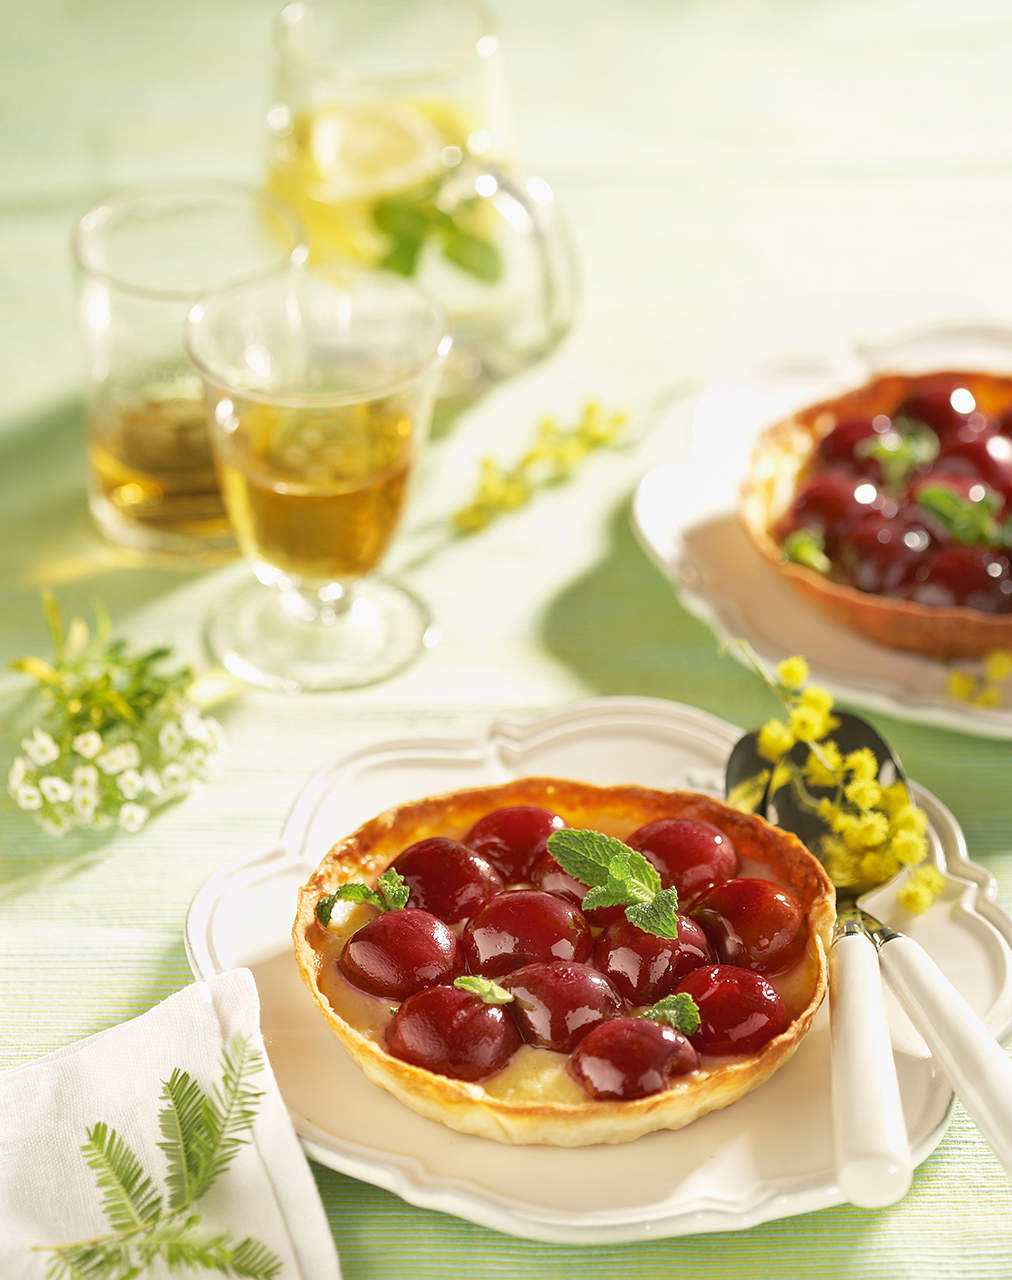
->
[462,888,592,978]
[385,984,522,1082]
[502,961,625,1053]
[569,1017,699,1100]
[592,917,713,1005]
[339,908,463,999]
[691,877,808,975]
[391,836,504,925]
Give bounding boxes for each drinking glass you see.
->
[73,182,306,558]
[265,0,576,394]
[185,266,449,692]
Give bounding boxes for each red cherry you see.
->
[626,818,739,901]
[909,546,1012,612]
[569,1017,698,1100]
[778,470,885,554]
[691,878,808,976]
[502,961,625,1053]
[675,964,789,1055]
[339,908,462,999]
[462,889,592,978]
[385,984,522,1082]
[464,805,566,880]
[391,837,503,926]
[934,429,1012,504]
[592,918,713,1005]
[530,853,625,926]
[814,416,889,477]
[894,385,990,444]
[833,512,933,595]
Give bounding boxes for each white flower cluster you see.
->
[8,704,223,837]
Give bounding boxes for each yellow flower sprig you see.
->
[946,650,1012,709]
[738,651,941,913]
[452,401,628,533]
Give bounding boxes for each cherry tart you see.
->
[741,369,1012,657]
[292,777,834,1147]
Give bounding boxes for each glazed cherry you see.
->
[909,546,1012,613]
[339,908,462,999]
[778,471,884,553]
[463,805,566,880]
[569,1017,698,1100]
[691,878,808,976]
[502,961,625,1053]
[933,430,1012,504]
[462,889,592,978]
[814,416,889,476]
[626,818,739,902]
[391,837,504,926]
[675,965,789,1055]
[385,984,522,1082]
[894,384,989,444]
[593,918,713,1005]
[833,512,933,595]
[530,852,625,927]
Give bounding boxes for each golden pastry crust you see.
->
[741,369,1012,659]
[292,777,834,1146]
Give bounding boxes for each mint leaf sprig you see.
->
[546,828,681,939]
[643,993,701,1037]
[781,526,831,574]
[39,1034,280,1280]
[855,420,939,491]
[453,975,515,1006]
[915,482,1012,548]
[373,174,502,284]
[316,867,410,926]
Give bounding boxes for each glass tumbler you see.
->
[73,182,306,559]
[185,266,450,692]
[265,0,576,393]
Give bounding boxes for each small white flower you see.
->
[16,785,43,811]
[73,790,97,821]
[161,762,191,795]
[97,742,141,775]
[21,728,59,766]
[118,769,145,799]
[142,767,163,796]
[181,707,209,742]
[8,757,29,790]
[40,814,71,837]
[72,731,103,760]
[73,764,98,792]
[158,722,184,755]
[39,775,73,804]
[118,802,149,833]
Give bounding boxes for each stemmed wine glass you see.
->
[185,265,450,692]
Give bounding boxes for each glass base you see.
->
[89,492,236,562]
[204,575,435,693]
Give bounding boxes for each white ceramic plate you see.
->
[631,322,1012,738]
[184,697,1012,1242]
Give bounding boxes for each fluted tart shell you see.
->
[292,777,834,1146]
[741,369,1012,659]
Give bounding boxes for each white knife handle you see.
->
[878,933,1012,1176]
[829,929,913,1207]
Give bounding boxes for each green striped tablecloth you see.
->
[3,2,1012,1276]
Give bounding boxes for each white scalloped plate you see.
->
[631,322,1012,738]
[184,698,1012,1242]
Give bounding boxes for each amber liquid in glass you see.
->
[216,402,415,581]
[88,396,229,536]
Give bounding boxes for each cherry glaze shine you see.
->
[691,877,808,975]
[392,836,503,925]
[569,1017,699,1100]
[626,818,739,901]
[502,961,625,1053]
[675,964,789,1055]
[385,985,522,1081]
[462,889,592,978]
[593,917,713,1005]
[530,852,626,926]
[339,908,462,999]
[463,804,566,881]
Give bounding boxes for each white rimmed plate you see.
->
[631,322,1012,738]
[184,697,1012,1242]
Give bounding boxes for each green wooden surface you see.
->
[3,2,1012,1276]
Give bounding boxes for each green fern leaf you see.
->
[157,1067,209,1210]
[80,1122,161,1233]
[230,1237,284,1279]
[44,1241,133,1280]
[191,1035,264,1199]
[135,1215,282,1278]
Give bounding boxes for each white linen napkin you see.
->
[0,968,341,1279]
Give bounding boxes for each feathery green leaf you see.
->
[190,1034,265,1199]
[80,1122,161,1233]
[157,1068,209,1211]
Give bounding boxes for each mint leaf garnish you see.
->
[643,992,701,1037]
[316,868,410,925]
[781,527,830,574]
[454,975,515,1005]
[856,422,939,490]
[372,176,502,284]
[626,887,682,940]
[546,828,681,939]
[915,482,1008,546]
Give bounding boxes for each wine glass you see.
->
[185,266,450,692]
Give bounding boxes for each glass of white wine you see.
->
[185,266,450,692]
[265,0,576,394]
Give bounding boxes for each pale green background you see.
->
[2,2,1012,1277]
